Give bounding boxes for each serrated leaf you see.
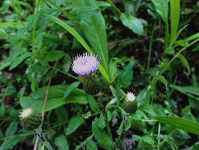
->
[92,122,113,148]
[9,52,32,70]
[120,13,144,35]
[177,54,190,75]
[66,116,85,135]
[156,116,199,135]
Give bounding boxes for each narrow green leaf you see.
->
[42,13,91,52]
[170,0,180,44]
[117,62,134,88]
[9,52,32,70]
[152,0,169,23]
[64,81,80,97]
[55,134,69,150]
[6,122,18,137]
[66,116,85,135]
[177,54,190,75]
[156,116,199,135]
[92,122,113,148]
[120,13,144,35]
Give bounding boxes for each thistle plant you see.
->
[19,108,53,150]
[72,53,112,139]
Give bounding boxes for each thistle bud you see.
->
[19,108,42,131]
[123,92,137,114]
[72,53,101,95]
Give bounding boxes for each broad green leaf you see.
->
[86,139,97,150]
[20,85,88,112]
[66,116,85,135]
[87,95,100,112]
[120,13,143,35]
[72,0,110,77]
[157,75,168,89]
[117,62,134,88]
[43,50,66,62]
[177,54,190,75]
[172,85,199,97]
[64,81,80,97]
[0,136,22,150]
[70,7,100,21]
[42,13,110,83]
[55,134,69,150]
[92,122,113,148]
[9,52,32,70]
[170,0,180,44]
[55,106,68,122]
[156,116,199,135]
[152,0,169,23]
[94,112,105,129]
[6,122,18,137]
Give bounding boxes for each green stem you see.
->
[34,127,53,150]
[147,19,157,73]
[94,94,112,140]
[122,0,126,6]
[106,0,122,14]
[157,123,161,150]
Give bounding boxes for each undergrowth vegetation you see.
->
[1,0,199,149]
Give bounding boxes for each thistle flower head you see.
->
[72,53,100,76]
[19,108,42,131]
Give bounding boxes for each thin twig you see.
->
[33,60,58,150]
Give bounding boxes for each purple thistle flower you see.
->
[72,53,100,76]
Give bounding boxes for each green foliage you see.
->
[1,0,199,149]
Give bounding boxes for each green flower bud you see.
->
[81,73,101,95]
[19,108,42,131]
[123,92,137,114]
